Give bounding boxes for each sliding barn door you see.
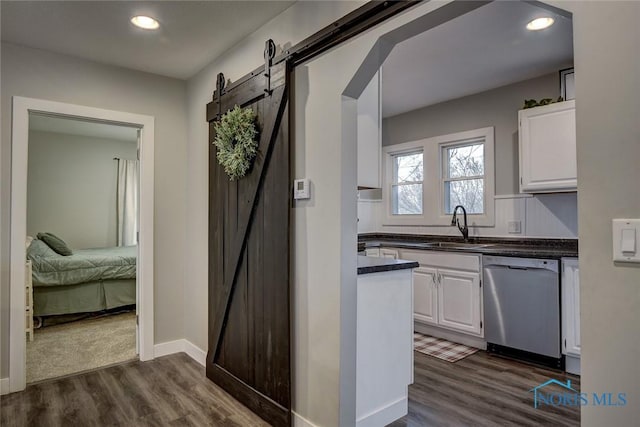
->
[206,58,291,427]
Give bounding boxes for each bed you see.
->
[27,241,137,317]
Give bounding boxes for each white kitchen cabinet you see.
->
[357,70,381,189]
[519,100,576,193]
[400,249,483,338]
[413,267,438,326]
[365,248,380,257]
[562,258,580,374]
[437,269,482,336]
[380,248,399,259]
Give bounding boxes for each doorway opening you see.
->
[352,1,579,425]
[9,97,154,393]
[25,113,139,383]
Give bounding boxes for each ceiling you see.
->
[30,114,139,143]
[1,1,295,80]
[382,1,574,118]
[2,1,573,112]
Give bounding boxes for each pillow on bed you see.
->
[27,239,59,259]
[36,232,73,256]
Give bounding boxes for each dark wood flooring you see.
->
[390,350,580,427]
[0,353,269,427]
[1,350,580,427]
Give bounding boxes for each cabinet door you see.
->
[519,100,576,192]
[357,71,381,189]
[413,267,438,326]
[562,259,581,356]
[364,248,380,257]
[380,248,399,259]
[437,269,482,336]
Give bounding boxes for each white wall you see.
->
[0,43,188,378]
[27,130,137,249]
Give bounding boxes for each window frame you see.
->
[441,138,486,216]
[382,127,494,227]
[390,149,424,216]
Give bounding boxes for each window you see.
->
[383,127,494,227]
[391,151,423,215]
[442,140,485,214]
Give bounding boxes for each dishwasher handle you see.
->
[483,256,559,273]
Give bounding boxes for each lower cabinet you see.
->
[402,250,483,338]
[562,258,580,374]
[437,269,482,336]
[413,267,438,325]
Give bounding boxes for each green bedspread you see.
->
[30,245,137,287]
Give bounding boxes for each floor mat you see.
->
[27,312,137,383]
[414,333,478,363]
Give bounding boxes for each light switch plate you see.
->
[612,219,640,263]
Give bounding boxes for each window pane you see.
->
[447,143,484,178]
[392,184,422,215]
[395,153,423,183]
[445,179,484,214]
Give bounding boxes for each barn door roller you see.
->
[215,72,225,120]
[264,39,276,96]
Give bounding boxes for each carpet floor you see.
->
[27,312,137,384]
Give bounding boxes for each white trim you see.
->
[184,340,207,366]
[154,340,186,358]
[1,378,10,395]
[292,411,320,427]
[9,96,155,393]
[356,396,408,427]
[154,339,206,367]
[494,193,533,200]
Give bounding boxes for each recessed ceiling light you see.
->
[131,15,160,30]
[526,17,555,31]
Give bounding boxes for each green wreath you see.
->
[213,105,258,180]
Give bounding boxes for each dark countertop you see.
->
[357,256,419,275]
[359,233,578,259]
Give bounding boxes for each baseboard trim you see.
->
[356,396,407,427]
[292,411,320,427]
[154,339,206,367]
[184,340,207,366]
[1,377,10,395]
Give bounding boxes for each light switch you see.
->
[613,219,640,263]
[621,228,636,253]
[293,178,310,200]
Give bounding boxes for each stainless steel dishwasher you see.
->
[483,256,562,368]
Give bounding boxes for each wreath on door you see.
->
[213,105,258,180]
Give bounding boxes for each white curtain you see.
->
[117,159,139,246]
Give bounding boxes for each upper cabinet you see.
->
[519,100,576,193]
[357,70,382,189]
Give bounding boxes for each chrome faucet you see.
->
[451,205,469,241]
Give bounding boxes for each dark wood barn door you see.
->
[206,56,291,427]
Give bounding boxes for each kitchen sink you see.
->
[423,242,495,250]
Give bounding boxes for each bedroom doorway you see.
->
[9,97,154,393]
[25,114,139,383]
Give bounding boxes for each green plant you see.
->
[213,105,259,180]
[523,97,564,109]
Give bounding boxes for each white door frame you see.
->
[9,96,155,393]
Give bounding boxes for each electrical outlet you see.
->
[508,221,522,234]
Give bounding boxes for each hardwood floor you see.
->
[1,350,581,427]
[390,350,580,427]
[0,353,269,427]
